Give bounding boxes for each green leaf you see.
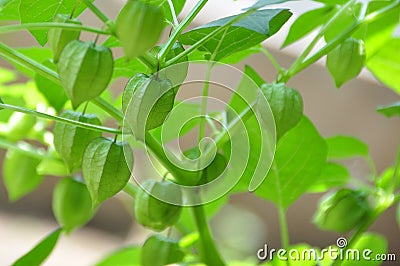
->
[243,65,265,87]
[367,38,400,94]
[327,38,366,87]
[341,233,387,266]
[53,111,102,173]
[12,228,62,266]
[19,0,92,45]
[82,137,133,207]
[220,45,263,64]
[267,244,320,266]
[283,6,336,47]
[179,9,292,61]
[3,149,44,202]
[53,178,94,233]
[259,83,303,139]
[255,116,327,209]
[113,57,147,80]
[141,235,185,266]
[377,101,400,118]
[326,135,369,160]
[0,97,4,110]
[34,59,68,112]
[308,163,350,193]
[0,0,20,20]
[5,112,36,141]
[95,246,141,266]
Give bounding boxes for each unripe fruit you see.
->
[48,14,81,63]
[134,180,182,231]
[257,83,303,139]
[58,40,113,109]
[141,235,185,266]
[123,74,175,139]
[53,111,102,173]
[116,0,164,59]
[313,189,370,233]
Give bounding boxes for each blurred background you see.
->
[0,0,399,265]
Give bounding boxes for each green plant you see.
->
[0,0,399,265]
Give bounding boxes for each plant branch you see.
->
[0,22,109,35]
[190,194,226,266]
[260,46,284,74]
[0,103,122,134]
[159,0,209,62]
[278,206,290,250]
[0,138,46,160]
[82,0,111,24]
[278,0,400,83]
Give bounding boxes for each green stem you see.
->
[92,97,124,122]
[82,0,111,24]
[260,47,284,74]
[191,195,226,266]
[198,63,213,142]
[0,138,46,160]
[167,0,179,27]
[278,207,290,250]
[123,182,137,198]
[159,0,209,62]
[0,103,122,134]
[0,22,109,35]
[165,8,255,66]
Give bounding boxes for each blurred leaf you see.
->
[113,57,147,79]
[341,233,387,266]
[308,162,350,193]
[243,65,265,87]
[95,246,140,266]
[102,36,120,48]
[367,38,400,94]
[326,135,369,160]
[362,1,400,60]
[179,9,291,61]
[37,157,69,176]
[376,101,400,118]
[53,178,94,233]
[34,59,68,112]
[245,0,291,10]
[283,6,336,47]
[12,228,62,266]
[19,0,93,45]
[256,117,327,209]
[314,0,348,4]
[377,167,400,191]
[324,4,360,43]
[3,148,44,202]
[0,0,20,20]
[326,38,365,87]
